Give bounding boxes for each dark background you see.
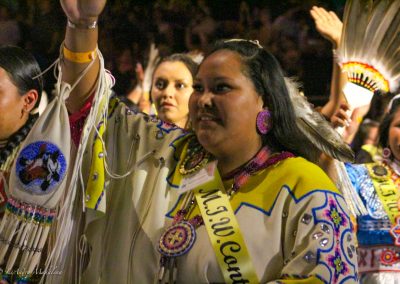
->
[0,0,347,105]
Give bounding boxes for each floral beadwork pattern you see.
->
[324,198,348,237]
[312,193,357,283]
[327,248,350,283]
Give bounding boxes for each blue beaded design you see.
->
[15,141,67,195]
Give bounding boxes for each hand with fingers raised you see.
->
[310,6,343,49]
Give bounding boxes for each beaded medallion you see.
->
[179,137,210,175]
[15,141,67,194]
[158,221,196,257]
[380,248,398,265]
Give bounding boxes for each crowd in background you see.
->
[2,0,400,282]
[0,0,345,106]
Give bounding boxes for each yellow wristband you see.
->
[63,45,97,63]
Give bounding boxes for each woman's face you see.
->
[388,108,400,160]
[189,49,264,158]
[151,61,193,128]
[0,67,27,140]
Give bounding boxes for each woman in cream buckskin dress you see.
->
[52,0,359,283]
[73,45,359,284]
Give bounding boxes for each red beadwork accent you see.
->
[380,248,398,265]
[69,94,94,146]
[223,146,295,192]
[0,173,7,206]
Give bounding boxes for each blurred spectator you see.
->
[0,4,21,46]
[185,1,216,52]
[9,0,346,108]
[111,47,138,96]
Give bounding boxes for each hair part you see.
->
[0,45,43,108]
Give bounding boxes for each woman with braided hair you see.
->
[0,46,43,210]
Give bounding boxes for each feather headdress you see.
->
[285,78,354,163]
[285,79,368,216]
[338,0,400,108]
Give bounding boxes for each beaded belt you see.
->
[358,246,400,273]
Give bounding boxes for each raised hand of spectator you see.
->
[142,43,159,94]
[311,6,347,121]
[332,101,371,143]
[331,102,351,129]
[310,6,342,48]
[60,0,107,113]
[135,63,144,83]
[125,63,144,105]
[60,0,106,25]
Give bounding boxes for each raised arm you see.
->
[60,0,106,113]
[310,6,347,119]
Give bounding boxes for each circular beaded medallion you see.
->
[380,249,397,265]
[158,221,196,257]
[15,141,67,194]
[372,165,388,177]
[179,150,209,175]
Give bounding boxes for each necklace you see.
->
[158,192,203,259]
[179,137,211,175]
[223,148,295,196]
[158,191,203,282]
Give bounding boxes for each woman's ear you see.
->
[23,89,39,113]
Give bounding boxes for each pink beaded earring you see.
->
[256,109,272,135]
[382,147,392,159]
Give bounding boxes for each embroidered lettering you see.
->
[206,205,228,216]
[199,188,221,205]
[220,241,249,283]
[211,217,234,237]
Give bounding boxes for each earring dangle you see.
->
[256,109,272,135]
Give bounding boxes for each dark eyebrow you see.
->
[154,76,167,80]
[175,79,189,84]
[213,76,231,81]
[193,76,233,83]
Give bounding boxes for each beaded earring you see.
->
[383,147,392,159]
[256,109,272,135]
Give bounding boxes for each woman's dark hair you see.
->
[154,53,199,79]
[0,45,43,105]
[0,46,43,167]
[0,115,38,166]
[379,95,400,149]
[206,39,305,154]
